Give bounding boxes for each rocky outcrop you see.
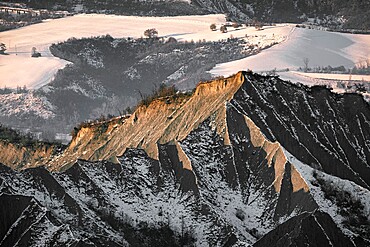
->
[254,210,356,247]
[49,72,245,170]
[0,141,61,170]
[231,73,370,189]
[0,112,317,245]
[0,193,76,246]
[39,71,369,191]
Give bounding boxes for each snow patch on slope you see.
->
[0,92,55,119]
[283,148,370,237]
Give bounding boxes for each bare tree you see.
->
[0,43,6,54]
[144,28,158,39]
[210,23,216,31]
[255,22,263,30]
[303,57,309,72]
[220,25,227,33]
[31,47,41,57]
[232,22,241,28]
[166,37,177,44]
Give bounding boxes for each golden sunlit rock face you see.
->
[0,71,310,195]
[51,71,245,170]
[0,141,56,170]
[244,116,309,193]
[175,141,192,171]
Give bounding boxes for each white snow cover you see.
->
[0,92,55,118]
[1,14,369,91]
[291,71,370,82]
[0,55,69,89]
[0,14,290,89]
[211,26,370,83]
[1,14,224,89]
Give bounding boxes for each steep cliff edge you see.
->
[1,72,245,170]
[0,125,64,170]
[54,72,244,170]
[232,73,370,189]
[0,112,317,245]
[0,141,61,170]
[1,71,368,190]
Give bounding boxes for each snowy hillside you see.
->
[0,2,369,246]
[9,0,370,30]
[0,13,225,89]
[0,14,292,139]
[0,92,54,119]
[210,26,370,100]
[0,13,292,89]
[211,26,370,80]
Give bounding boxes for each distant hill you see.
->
[5,0,370,30]
[192,0,370,30]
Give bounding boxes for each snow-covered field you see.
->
[1,13,369,91]
[292,71,370,82]
[0,14,290,89]
[211,27,370,84]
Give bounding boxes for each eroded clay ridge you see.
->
[0,71,369,191]
[51,71,246,170]
[0,72,244,171]
[0,141,60,170]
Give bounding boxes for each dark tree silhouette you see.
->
[220,25,227,33]
[144,28,158,38]
[0,43,6,54]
